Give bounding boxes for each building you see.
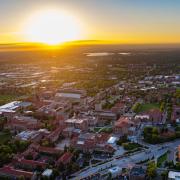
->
[94,110,117,126]
[42,169,53,178]
[62,127,81,138]
[0,101,32,118]
[111,102,127,115]
[108,166,122,178]
[13,157,47,171]
[0,166,34,179]
[64,118,88,131]
[38,100,72,118]
[71,133,96,153]
[15,130,44,142]
[113,117,135,135]
[0,101,32,113]
[71,132,115,154]
[146,109,162,123]
[129,166,146,180]
[107,136,117,144]
[171,106,180,122]
[46,126,65,143]
[55,88,87,104]
[23,143,61,159]
[168,171,180,180]
[178,145,180,161]
[6,115,41,132]
[57,152,73,165]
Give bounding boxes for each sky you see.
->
[0,0,180,44]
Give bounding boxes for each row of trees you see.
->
[143,126,178,144]
[0,138,29,167]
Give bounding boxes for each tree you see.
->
[147,161,157,179]
[0,145,13,165]
[18,175,25,180]
[160,102,165,112]
[152,127,158,135]
[42,140,50,147]
[0,116,7,130]
[52,168,59,178]
[161,171,168,180]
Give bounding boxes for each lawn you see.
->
[91,159,101,165]
[137,103,160,113]
[0,94,28,106]
[94,127,113,133]
[99,127,113,133]
[0,95,18,106]
[0,131,12,144]
[122,142,142,151]
[93,127,102,132]
[157,152,168,167]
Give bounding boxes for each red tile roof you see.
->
[39,146,61,155]
[115,117,134,128]
[0,166,33,178]
[15,158,47,169]
[57,152,73,165]
[96,133,110,144]
[147,109,162,122]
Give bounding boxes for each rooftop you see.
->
[168,171,180,179]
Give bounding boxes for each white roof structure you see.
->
[107,136,117,144]
[42,169,53,177]
[135,115,150,119]
[56,92,81,99]
[168,171,180,180]
[108,166,122,176]
[16,130,39,141]
[77,141,84,145]
[0,101,21,113]
[0,101,31,113]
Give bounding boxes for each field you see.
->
[0,131,12,144]
[93,127,112,133]
[0,95,18,106]
[157,152,168,167]
[137,103,160,113]
[0,94,28,106]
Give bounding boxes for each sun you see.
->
[23,10,82,45]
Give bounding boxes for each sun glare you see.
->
[24,10,82,45]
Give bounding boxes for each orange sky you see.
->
[0,0,180,44]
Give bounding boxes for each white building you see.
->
[168,171,180,180]
[108,166,122,178]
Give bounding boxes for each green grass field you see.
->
[137,103,160,113]
[157,152,168,167]
[0,94,29,106]
[0,95,18,106]
[0,132,12,144]
[94,127,102,132]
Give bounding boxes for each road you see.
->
[69,139,180,180]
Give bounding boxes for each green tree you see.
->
[147,161,157,179]
[161,171,168,180]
